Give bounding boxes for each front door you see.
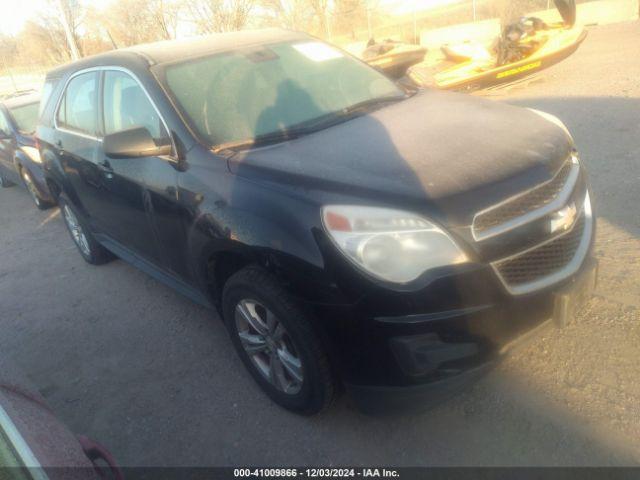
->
[93,69,179,266]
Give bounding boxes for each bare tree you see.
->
[0,35,18,66]
[308,0,330,37]
[332,0,367,39]
[17,20,72,65]
[186,0,256,33]
[100,0,181,47]
[54,0,83,59]
[150,0,181,40]
[259,0,314,31]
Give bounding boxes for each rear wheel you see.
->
[222,266,336,414]
[20,167,53,210]
[59,195,114,265]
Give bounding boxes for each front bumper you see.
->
[332,255,597,414]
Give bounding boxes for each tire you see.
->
[58,195,114,265]
[20,167,54,210]
[0,168,15,188]
[222,266,336,415]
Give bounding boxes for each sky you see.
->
[0,0,111,36]
[0,0,464,36]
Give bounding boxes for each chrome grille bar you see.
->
[491,191,593,295]
[472,154,580,242]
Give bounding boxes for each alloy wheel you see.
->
[63,205,91,257]
[22,170,41,206]
[235,299,304,394]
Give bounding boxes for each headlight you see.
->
[21,146,42,164]
[528,108,573,141]
[322,205,468,283]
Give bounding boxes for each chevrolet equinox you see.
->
[36,29,597,414]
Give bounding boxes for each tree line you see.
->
[0,0,369,68]
[0,0,553,70]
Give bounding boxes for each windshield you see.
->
[9,102,39,134]
[162,40,403,148]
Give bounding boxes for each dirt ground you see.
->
[0,21,638,466]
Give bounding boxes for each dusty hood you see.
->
[555,0,577,27]
[228,89,573,225]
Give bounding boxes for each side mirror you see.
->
[103,126,172,159]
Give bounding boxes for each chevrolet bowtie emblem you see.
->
[549,203,578,234]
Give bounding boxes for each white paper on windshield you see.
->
[293,42,343,62]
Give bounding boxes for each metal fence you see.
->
[0,62,47,97]
[325,0,605,47]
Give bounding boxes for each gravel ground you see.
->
[0,21,639,467]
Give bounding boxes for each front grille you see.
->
[494,213,585,288]
[473,159,575,236]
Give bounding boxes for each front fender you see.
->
[181,167,352,307]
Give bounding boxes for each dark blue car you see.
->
[0,92,55,209]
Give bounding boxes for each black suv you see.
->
[37,30,596,414]
[0,92,55,209]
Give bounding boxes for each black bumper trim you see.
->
[345,361,496,415]
[375,304,492,325]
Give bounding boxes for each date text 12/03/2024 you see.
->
[234,469,400,478]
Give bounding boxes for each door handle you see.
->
[98,159,114,179]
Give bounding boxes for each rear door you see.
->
[53,71,105,225]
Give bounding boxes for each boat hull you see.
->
[409,27,587,91]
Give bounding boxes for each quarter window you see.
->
[102,71,167,141]
[57,72,98,135]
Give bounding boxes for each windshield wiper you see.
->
[212,111,354,154]
[212,95,407,155]
[338,95,406,115]
[212,127,313,154]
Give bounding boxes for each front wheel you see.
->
[222,266,336,415]
[59,195,114,265]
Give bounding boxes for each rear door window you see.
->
[56,72,99,136]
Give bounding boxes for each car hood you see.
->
[227,89,573,226]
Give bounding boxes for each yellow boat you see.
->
[407,0,586,91]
